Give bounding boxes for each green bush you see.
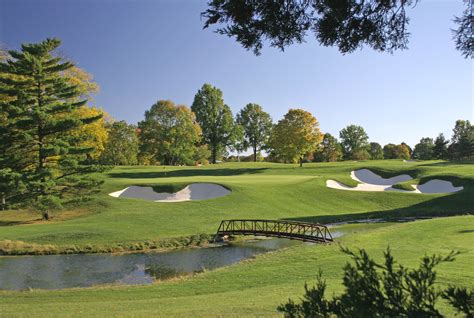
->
[278,247,473,317]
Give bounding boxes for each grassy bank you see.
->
[1,216,472,317]
[0,233,213,255]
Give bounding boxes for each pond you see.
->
[0,238,300,291]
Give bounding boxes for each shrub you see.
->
[278,247,473,317]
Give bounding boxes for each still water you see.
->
[0,238,300,291]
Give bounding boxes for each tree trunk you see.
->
[253,146,257,162]
[300,157,303,167]
[42,211,49,221]
[212,147,217,164]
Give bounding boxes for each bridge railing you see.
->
[216,219,333,243]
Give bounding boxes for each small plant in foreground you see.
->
[278,247,473,317]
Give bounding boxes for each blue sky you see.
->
[1,0,472,147]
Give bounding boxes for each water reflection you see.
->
[0,238,299,291]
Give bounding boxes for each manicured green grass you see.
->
[392,180,417,191]
[0,160,472,317]
[0,160,472,251]
[1,216,472,317]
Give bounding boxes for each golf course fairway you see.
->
[0,160,472,317]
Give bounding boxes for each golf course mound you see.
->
[327,169,463,194]
[109,183,230,202]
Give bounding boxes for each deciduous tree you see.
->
[313,133,342,162]
[383,143,411,160]
[203,0,473,58]
[191,84,237,164]
[236,103,272,162]
[413,137,435,160]
[139,100,202,165]
[339,125,369,160]
[449,120,474,161]
[433,133,449,160]
[369,142,384,160]
[100,121,139,166]
[68,106,110,161]
[269,109,322,167]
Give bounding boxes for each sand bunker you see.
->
[352,169,412,185]
[109,183,230,202]
[326,169,463,194]
[414,180,464,194]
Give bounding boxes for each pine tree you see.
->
[0,38,103,218]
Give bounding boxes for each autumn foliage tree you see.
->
[139,100,202,165]
[269,109,322,167]
[383,143,411,160]
[63,65,109,161]
[68,106,110,161]
[100,121,139,166]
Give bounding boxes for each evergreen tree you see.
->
[0,38,102,218]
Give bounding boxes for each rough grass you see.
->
[0,234,213,255]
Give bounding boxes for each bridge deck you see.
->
[215,219,333,243]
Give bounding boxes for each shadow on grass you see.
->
[0,219,42,226]
[417,161,474,167]
[108,168,268,179]
[284,190,474,224]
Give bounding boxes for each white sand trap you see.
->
[403,159,417,162]
[414,180,463,194]
[109,183,230,202]
[352,169,412,185]
[326,179,406,192]
[326,169,463,194]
